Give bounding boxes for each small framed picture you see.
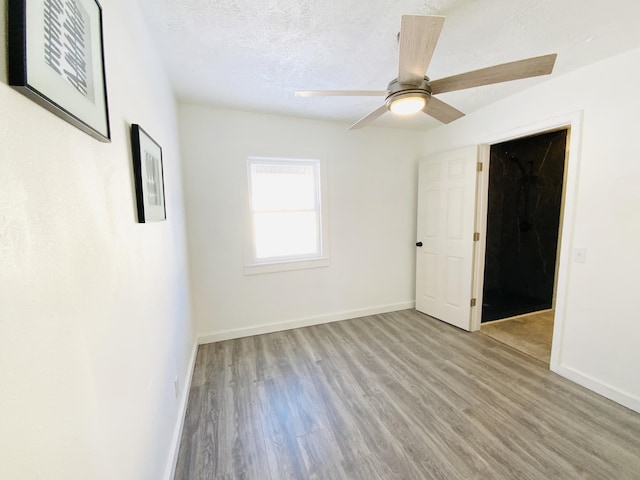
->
[131,125,166,223]
[8,0,111,142]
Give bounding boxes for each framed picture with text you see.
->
[8,0,111,142]
[131,124,166,223]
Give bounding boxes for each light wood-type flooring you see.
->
[175,309,640,480]
[480,310,554,364]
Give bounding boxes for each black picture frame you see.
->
[131,124,166,223]
[8,0,111,142]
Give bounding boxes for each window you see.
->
[245,157,329,274]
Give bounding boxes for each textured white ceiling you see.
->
[135,0,640,130]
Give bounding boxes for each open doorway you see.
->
[480,128,568,364]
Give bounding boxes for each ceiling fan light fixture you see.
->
[385,86,430,116]
[389,95,426,115]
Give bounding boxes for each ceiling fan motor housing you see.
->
[385,77,432,110]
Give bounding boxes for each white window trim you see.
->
[244,156,330,275]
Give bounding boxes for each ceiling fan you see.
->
[295,15,557,130]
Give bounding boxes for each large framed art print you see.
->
[8,0,111,142]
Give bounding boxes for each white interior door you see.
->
[415,146,479,331]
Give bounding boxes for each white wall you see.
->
[179,105,424,340]
[421,47,640,412]
[0,1,195,479]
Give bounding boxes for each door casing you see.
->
[469,111,583,373]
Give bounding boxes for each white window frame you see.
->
[244,157,330,275]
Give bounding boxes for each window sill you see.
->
[244,257,330,275]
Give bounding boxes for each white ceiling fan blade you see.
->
[430,53,557,94]
[295,90,388,97]
[424,96,465,124]
[347,105,388,130]
[398,15,445,86]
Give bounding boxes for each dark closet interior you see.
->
[482,129,567,322]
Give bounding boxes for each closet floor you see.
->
[480,310,554,364]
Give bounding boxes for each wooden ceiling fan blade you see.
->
[398,15,445,86]
[295,90,388,97]
[347,105,388,130]
[424,96,465,124]
[430,53,557,94]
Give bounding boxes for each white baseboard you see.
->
[198,301,416,344]
[555,365,640,414]
[163,340,199,480]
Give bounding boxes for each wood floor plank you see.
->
[257,378,307,479]
[200,342,232,479]
[306,325,434,479]
[362,318,549,480]
[297,428,348,479]
[227,338,270,479]
[339,316,511,477]
[331,318,496,479]
[317,321,473,479]
[380,311,640,478]
[175,310,640,480]
[174,385,205,479]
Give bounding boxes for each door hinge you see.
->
[473,232,480,242]
[470,298,477,307]
[477,162,483,172]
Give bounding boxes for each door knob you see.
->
[416,242,423,247]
